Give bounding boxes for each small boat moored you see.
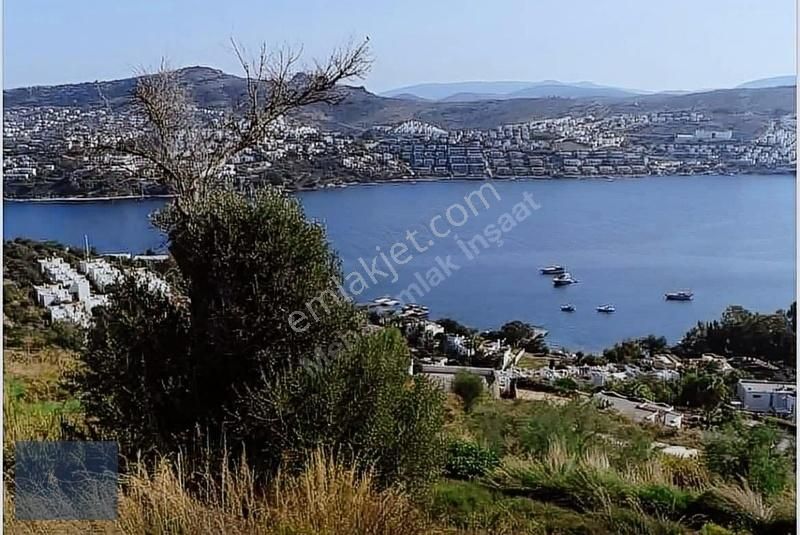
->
[553,272,578,286]
[596,304,615,313]
[540,265,566,275]
[560,304,575,312]
[665,290,694,301]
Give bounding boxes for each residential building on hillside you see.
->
[735,380,796,417]
[594,390,684,428]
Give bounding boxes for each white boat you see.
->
[540,265,566,275]
[665,290,693,301]
[596,304,615,313]
[553,272,578,286]
[560,304,575,312]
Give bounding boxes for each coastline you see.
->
[3,170,795,202]
[3,193,177,203]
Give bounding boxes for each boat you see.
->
[596,304,615,313]
[553,272,578,286]
[560,304,575,312]
[540,265,566,275]
[553,274,577,286]
[665,290,693,301]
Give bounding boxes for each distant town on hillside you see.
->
[3,68,796,199]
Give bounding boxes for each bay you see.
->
[4,175,795,351]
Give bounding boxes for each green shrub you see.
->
[430,479,497,517]
[429,480,597,534]
[444,439,500,480]
[699,523,735,535]
[635,484,694,516]
[452,371,484,412]
[705,421,793,496]
[70,191,446,492]
[554,377,579,391]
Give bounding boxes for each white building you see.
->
[69,279,91,301]
[80,258,124,292]
[33,284,72,306]
[417,364,503,398]
[594,391,683,429]
[736,380,796,416]
[48,302,92,327]
[35,255,167,326]
[445,334,475,358]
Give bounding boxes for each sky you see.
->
[3,0,796,93]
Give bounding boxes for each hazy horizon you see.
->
[3,68,794,94]
[3,0,796,92]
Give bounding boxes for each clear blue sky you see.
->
[3,0,796,92]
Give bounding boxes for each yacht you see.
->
[540,265,566,275]
[560,304,575,312]
[596,304,615,313]
[665,290,693,301]
[553,272,578,286]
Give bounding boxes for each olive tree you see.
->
[72,40,447,490]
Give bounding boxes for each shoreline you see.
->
[3,171,795,202]
[3,193,177,203]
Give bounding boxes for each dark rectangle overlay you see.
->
[15,441,118,520]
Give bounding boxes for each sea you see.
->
[4,174,795,352]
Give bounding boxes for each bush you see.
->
[43,321,85,351]
[452,371,484,412]
[237,328,447,492]
[67,277,194,456]
[428,480,554,534]
[705,422,793,496]
[444,439,500,480]
[699,524,735,535]
[70,191,446,492]
[553,377,579,391]
[635,484,694,516]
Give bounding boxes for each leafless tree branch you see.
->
[109,39,371,215]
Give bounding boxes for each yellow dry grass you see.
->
[4,449,437,535]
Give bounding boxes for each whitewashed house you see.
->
[736,380,796,417]
[33,284,72,306]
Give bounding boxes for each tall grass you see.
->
[5,449,435,535]
[488,438,704,521]
[486,436,798,532]
[702,479,797,533]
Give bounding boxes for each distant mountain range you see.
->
[383,80,644,101]
[382,76,796,102]
[736,75,796,89]
[3,67,795,132]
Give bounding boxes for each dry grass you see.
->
[707,479,795,527]
[5,449,437,535]
[514,390,572,404]
[623,454,712,490]
[4,347,436,535]
[268,449,432,534]
[3,386,76,445]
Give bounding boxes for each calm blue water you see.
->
[4,175,796,351]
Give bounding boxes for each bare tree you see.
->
[111,40,371,213]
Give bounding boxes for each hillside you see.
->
[4,67,796,132]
